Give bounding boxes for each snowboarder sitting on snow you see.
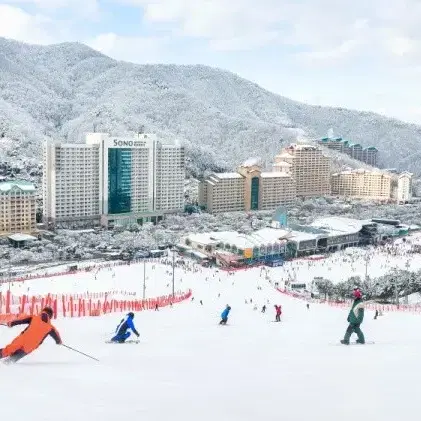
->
[0,306,62,363]
[341,289,365,345]
[219,305,231,325]
[111,312,140,343]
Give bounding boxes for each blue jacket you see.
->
[221,308,231,319]
[116,316,139,336]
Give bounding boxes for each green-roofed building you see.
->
[317,136,379,167]
[0,180,37,235]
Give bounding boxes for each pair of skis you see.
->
[105,340,140,344]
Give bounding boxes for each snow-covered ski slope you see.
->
[1,259,421,421]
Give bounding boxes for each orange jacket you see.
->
[8,312,62,353]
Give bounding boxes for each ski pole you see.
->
[62,344,99,362]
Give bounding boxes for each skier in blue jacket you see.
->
[219,305,231,325]
[111,312,140,343]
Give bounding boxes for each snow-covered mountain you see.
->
[1,37,421,176]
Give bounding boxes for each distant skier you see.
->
[341,289,365,345]
[374,309,379,320]
[219,305,231,325]
[111,312,140,343]
[261,305,266,313]
[274,305,282,322]
[0,307,62,363]
[306,303,310,310]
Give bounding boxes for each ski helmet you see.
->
[127,312,135,318]
[353,289,362,299]
[42,306,54,319]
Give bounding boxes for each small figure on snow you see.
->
[219,305,231,325]
[111,312,140,343]
[341,289,365,345]
[274,305,282,322]
[306,303,310,310]
[261,305,266,313]
[0,307,62,363]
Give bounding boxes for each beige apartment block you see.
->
[237,164,260,211]
[274,144,331,197]
[260,173,296,210]
[0,180,37,235]
[199,164,296,213]
[199,173,245,213]
[331,169,392,201]
[237,164,296,211]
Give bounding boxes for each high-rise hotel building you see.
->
[43,133,185,228]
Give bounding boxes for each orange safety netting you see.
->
[0,290,192,319]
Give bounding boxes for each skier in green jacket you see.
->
[341,288,365,345]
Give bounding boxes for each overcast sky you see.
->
[1,0,421,124]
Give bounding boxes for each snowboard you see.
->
[333,341,375,346]
[105,340,140,344]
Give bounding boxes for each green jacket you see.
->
[347,299,364,326]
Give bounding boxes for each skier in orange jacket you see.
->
[0,307,62,363]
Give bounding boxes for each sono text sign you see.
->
[107,138,150,148]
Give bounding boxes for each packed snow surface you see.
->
[1,254,420,421]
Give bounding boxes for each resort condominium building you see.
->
[391,171,412,203]
[43,133,185,228]
[317,137,379,167]
[331,169,392,201]
[237,164,296,211]
[199,173,245,213]
[274,144,331,197]
[43,142,101,228]
[198,163,296,213]
[0,180,37,235]
[155,143,185,213]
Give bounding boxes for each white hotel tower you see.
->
[43,133,185,228]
